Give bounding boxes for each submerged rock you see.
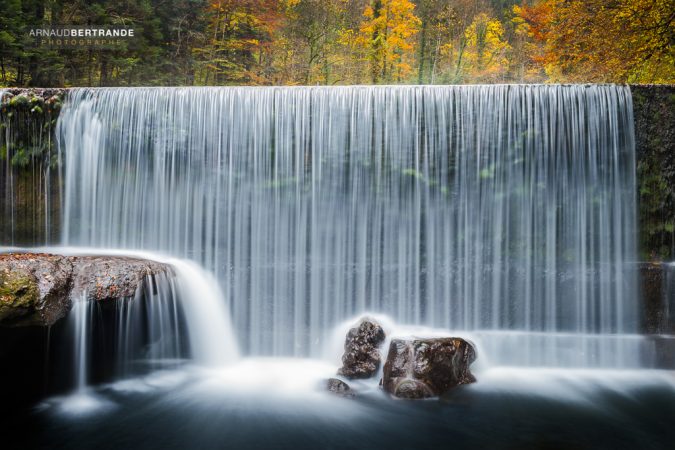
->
[381,337,476,399]
[0,253,172,326]
[326,378,354,398]
[338,317,386,379]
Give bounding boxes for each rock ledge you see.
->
[0,252,172,326]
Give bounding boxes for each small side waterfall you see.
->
[59,251,238,393]
[57,85,638,363]
[70,295,92,391]
[65,272,186,392]
[168,258,239,365]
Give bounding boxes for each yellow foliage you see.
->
[357,0,421,83]
[513,0,675,83]
[462,13,511,82]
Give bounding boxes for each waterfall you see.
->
[57,85,638,360]
[168,257,239,365]
[65,272,186,392]
[70,294,92,391]
[57,249,239,392]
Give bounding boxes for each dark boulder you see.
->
[0,252,172,326]
[381,337,476,399]
[326,378,354,398]
[338,317,386,379]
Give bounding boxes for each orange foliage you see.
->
[513,0,675,83]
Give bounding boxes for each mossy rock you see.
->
[0,268,40,322]
[8,94,30,107]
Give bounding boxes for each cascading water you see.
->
[0,246,242,400]
[63,270,186,394]
[57,85,638,364]
[58,249,239,391]
[70,294,91,391]
[666,263,675,328]
[167,257,239,365]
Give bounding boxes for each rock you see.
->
[1,88,66,105]
[389,379,434,399]
[638,262,675,334]
[338,317,386,379]
[0,253,73,326]
[0,253,172,326]
[381,337,476,399]
[70,256,171,301]
[326,378,354,398]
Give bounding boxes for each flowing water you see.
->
[56,248,239,371]
[58,85,638,362]
[69,294,91,391]
[0,246,238,401]
[2,85,673,449]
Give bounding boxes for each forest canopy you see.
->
[0,0,673,87]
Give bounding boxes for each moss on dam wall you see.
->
[1,85,674,262]
[632,85,675,261]
[0,89,64,245]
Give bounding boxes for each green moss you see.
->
[632,90,645,108]
[479,167,494,179]
[402,168,423,179]
[10,147,29,167]
[263,176,298,189]
[9,94,29,107]
[0,269,39,318]
[637,155,675,260]
[633,85,675,261]
[1,90,63,168]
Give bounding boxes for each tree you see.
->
[513,0,675,83]
[0,0,672,87]
[193,0,280,85]
[461,13,511,82]
[357,0,421,83]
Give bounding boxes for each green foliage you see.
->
[633,85,675,260]
[0,90,62,169]
[637,156,675,260]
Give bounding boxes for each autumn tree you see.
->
[460,13,511,82]
[510,1,547,82]
[514,0,675,83]
[279,0,365,84]
[357,0,421,83]
[414,0,458,84]
[194,0,281,85]
[2,0,673,87]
